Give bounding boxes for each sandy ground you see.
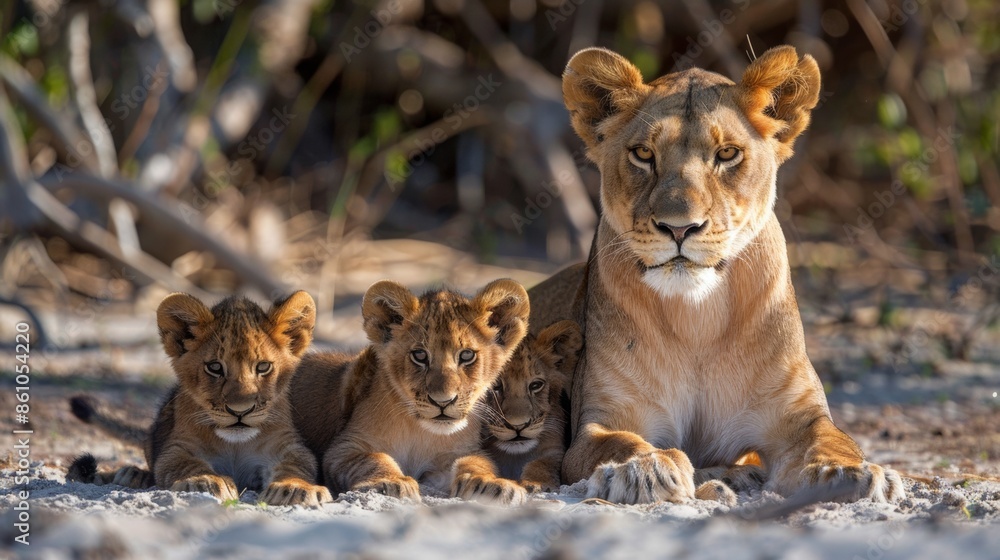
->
[2,248,999,558]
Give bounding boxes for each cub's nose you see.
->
[225,402,256,417]
[652,219,707,244]
[428,393,458,409]
[504,416,531,431]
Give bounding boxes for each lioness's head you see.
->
[485,320,582,454]
[362,279,530,436]
[564,46,820,302]
[157,291,315,443]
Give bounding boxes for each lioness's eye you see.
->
[204,361,224,378]
[529,380,545,393]
[716,146,741,163]
[458,349,477,365]
[410,349,429,366]
[255,362,272,375]
[630,146,655,164]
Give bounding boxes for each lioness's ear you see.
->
[157,293,213,359]
[736,45,821,162]
[362,280,419,344]
[563,47,649,148]
[534,320,583,375]
[473,279,530,354]
[268,290,316,357]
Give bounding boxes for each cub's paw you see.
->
[694,480,737,507]
[587,448,695,504]
[354,476,421,501]
[452,474,527,506]
[696,464,767,494]
[520,478,560,494]
[171,474,239,502]
[260,479,333,507]
[112,466,154,489]
[802,460,905,503]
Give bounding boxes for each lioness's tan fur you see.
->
[530,46,904,504]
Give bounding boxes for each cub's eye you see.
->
[410,349,429,366]
[255,362,272,375]
[492,380,504,394]
[458,349,477,365]
[204,361,224,378]
[716,146,741,163]
[529,380,545,393]
[629,146,655,169]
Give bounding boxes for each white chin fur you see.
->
[215,427,260,443]
[642,266,722,304]
[419,417,468,435]
[496,439,538,455]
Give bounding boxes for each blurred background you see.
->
[0,0,999,447]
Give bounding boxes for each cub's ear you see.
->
[362,280,419,344]
[473,279,530,354]
[736,45,821,162]
[156,293,213,359]
[268,291,316,357]
[563,47,649,149]
[534,320,583,376]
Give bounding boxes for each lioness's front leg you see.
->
[766,411,904,503]
[564,423,695,504]
[260,440,332,507]
[325,440,420,500]
[451,453,527,506]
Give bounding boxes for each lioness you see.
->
[529,46,904,504]
[291,279,531,505]
[69,292,332,507]
[482,320,582,492]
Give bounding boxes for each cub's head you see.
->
[485,320,582,454]
[563,46,820,302]
[157,291,315,443]
[362,279,530,436]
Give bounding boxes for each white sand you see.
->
[3,462,999,559]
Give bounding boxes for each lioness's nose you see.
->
[428,393,458,408]
[653,219,706,243]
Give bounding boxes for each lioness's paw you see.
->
[802,461,905,503]
[354,476,421,501]
[260,479,333,507]
[112,466,154,489]
[586,449,695,504]
[452,474,527,506]
[171,474,239,501]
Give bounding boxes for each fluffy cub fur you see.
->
[68,292,331,507]
[481,320,581,492]
[291,279,531,505]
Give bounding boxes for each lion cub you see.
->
[69,292,332,507]
[291,279,530,505]
[482,320,581,492]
